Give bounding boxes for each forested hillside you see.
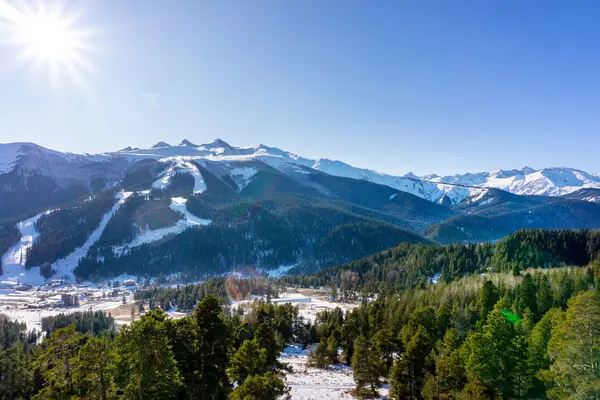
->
[74,193,427,281]
[281,229,600,293]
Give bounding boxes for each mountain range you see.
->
[0,139,599,283]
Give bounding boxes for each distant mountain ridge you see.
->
[1,139,599,205]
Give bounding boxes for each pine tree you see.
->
[227,340,268,382]
[229,372,289,400]
[536,274,553,319]
[326,333,339,364]
[310,337,328,368]
[72,337,115,400]
[114,310,182,399]
[540,291,600,399]
[352,335,380,398]
[390,327,431,400]
[194,295,231,399]
[517,273,537,318]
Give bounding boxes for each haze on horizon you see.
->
[1,0,599,176]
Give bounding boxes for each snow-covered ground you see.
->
[0,286,135,333]
[259,264,297,278]
[281,344,389,400]
[113,197,211,254]
[0,209,57,286]
[230,167,258,190]
[51,192,133,281]
[152,158,206,194]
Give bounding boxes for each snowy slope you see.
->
[428,167,600,197]
[50,192,133,282]
[152,158,206,194]
[0,143,24,174]
[0,210,57,286]
[113,197,211,255]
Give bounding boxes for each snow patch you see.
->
[152,158,206,194]
[113,197,210,254]
[230,167,258,190]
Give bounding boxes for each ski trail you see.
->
[51,192,133,281]
[152,159,206,194]
[113,197,211,255]
[0,210,56,286]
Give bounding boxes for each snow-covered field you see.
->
[280,344,389,400]
[0,286,135,333]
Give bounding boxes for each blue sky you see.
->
[1,0,599,175]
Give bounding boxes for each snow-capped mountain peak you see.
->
[152,141,171,148]
[180,139,197,146]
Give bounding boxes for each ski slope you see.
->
[0,210,56,286]
[113,197,211,255]
[152,158,206,194]
[50,192,133,282]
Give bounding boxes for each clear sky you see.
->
[1,0,599,175]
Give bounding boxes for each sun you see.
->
[0,0,95,86]
[20,11,77,62]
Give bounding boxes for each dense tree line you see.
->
[280,229,600,294]
[41,310,116,338]
[26,193,117,267]
[0,296,302,400]
[0,218,20,275]
[134,277,275,312]
[0,171,89,220]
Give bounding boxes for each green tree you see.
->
[326,333,339,364]
[194,295,232,399]
[229,372,289,400]
[310,337,328,368]
[72,337,115,400]
[517,273,537,318]
[536,274,553,319]
[0,343,33,400]
[227,340,268,382]
[33,325,83,400]
[352,335,380,398]
[390,327,431,400]
[114,310,182,399]
[372,328,395,376]
[540,291,600,399]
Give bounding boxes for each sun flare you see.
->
[0,0,95,86]
[21,12,77,61]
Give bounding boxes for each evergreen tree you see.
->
[72,337,115,400]
[540,291,600,399]
[352,335,380,398]
[33,325,83,400]
[536,274,553,320]
[227,340,268,382]
[390,327,431,400]
[114,310,182,399]
[229,372,289,400]
[194,295,232,399]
